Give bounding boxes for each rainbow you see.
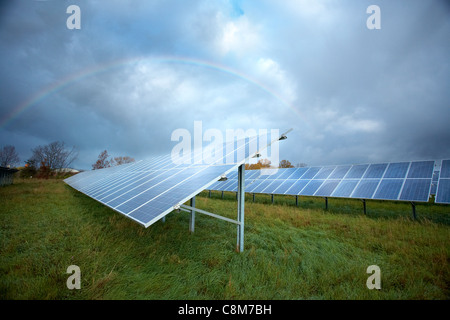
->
[0,55,307,129]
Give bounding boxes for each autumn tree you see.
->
[113,156,135,165]
[279,160,294,168]
[0,145,20,168]
[92,150,113,170]
[245,158,272,170]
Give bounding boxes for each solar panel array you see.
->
[435,159,450,204]
[431,170,440,195]
[209,160,436,202]
[65,136,269,227]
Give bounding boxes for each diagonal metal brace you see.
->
[180,204,241,225]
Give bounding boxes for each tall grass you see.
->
[0,179,449,299]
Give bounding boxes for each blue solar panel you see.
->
[314,180,340,197]
[399,179,432,202]
[206,160,437,204]
[373,179,403,200]
[285,180,309,195]
[331,180,359,197]
[301,167,321,179]
[363,163,388,179]
[265,169,286,179]
[407,161,434,178]
[264,180,286,194]
[288,167,308,179]
[65,133,271,228]
[384,162,409,178]
[351,180,380,199]
[246,179,265,193]
[274,179,297,194]
[252,180,274,193]
[314,167,336,179]
[328,165,351,179]
[345,164,369,179]
[435,179,450,204]
[278,168,298,179]
[440,160,450,179]
[300,180,324,196]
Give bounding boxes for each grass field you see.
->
[1,179,449,300]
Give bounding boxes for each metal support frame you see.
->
[252,193,255,202]
[271,194,274,204]
[179,164,246,252]
[221,191,224,199]
[237,164,245,252]
[189,196,196,233]
[411,202,416,220]
[362,199,367,215]
[208,190,211,198]
[324,197,328,210]
[295,195,298,207]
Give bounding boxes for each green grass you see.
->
[1,179,449,299]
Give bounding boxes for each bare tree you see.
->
[0,145,20,168]
[31,141,78,171]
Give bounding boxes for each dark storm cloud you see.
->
[0,0,449,170]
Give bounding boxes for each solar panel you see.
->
[207,160,436,203]
[352,180,380,199]
[274,179,297,194]
[363,163,388,179]
[383,162,409,178]
[65,135,275,227]
[314,180,340,197]
[285,180,309,195]
[399,179,432,202]
[435,160,450,204]
[440,160,450,178]
[301,167,321,179]
[373,179,403,200]
[300,180,324,196]
[328,165,351,179]
[407,161,434,178]
[314,167,335,179]
[263,180,285,194]
[331,180,360,198]
[345,164,369,179]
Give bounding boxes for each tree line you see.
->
[245,159,307,170]
[0,143,135,179]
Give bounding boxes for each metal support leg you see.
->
[208,190,211,198]
[189,196,196,233]
[237,164,245,252]
[362,199,367,215]
[271,194,274,204]
[253,193,255,202]
[221,191,224,199]
[296,195,298,207]
[162,216,166,223]
[325,197,328,210]
[411,202,416,220]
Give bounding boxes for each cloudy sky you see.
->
[1,0,449,170]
